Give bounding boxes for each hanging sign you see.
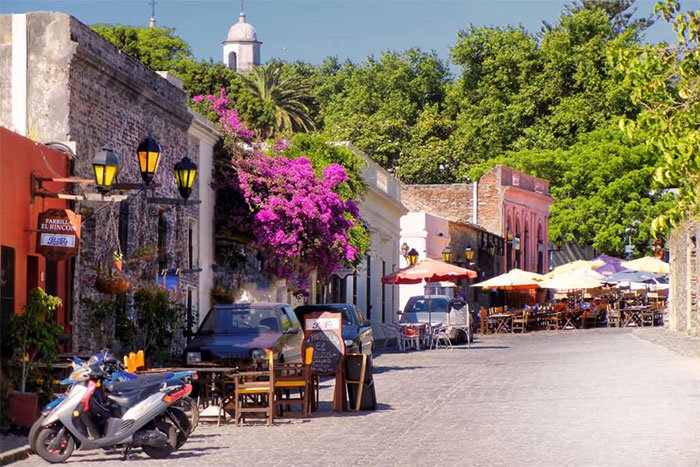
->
[36,209,81,261]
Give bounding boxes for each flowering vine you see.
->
[196,89,363,287]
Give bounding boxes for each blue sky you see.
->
[2,0,698,67]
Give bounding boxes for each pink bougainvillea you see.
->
[196,90,360,286]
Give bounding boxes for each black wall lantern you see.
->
[465,245,475,262]
[92,147,120,192]
[486,241,496,257]
[174,157,198,200]
[441,246,453,263]
[555,236,563,251]
[407,248,419,266]
[137,136,162,185]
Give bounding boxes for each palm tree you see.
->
[242,62,316,138]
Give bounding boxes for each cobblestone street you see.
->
[16,328,700,466]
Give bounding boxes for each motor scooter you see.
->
[33,361,192,463]
[29,352,199,452]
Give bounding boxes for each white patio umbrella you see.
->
[537,269,605,290]
[471,268,544,290]
[621,256,670,275]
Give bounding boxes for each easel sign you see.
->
[302,312,345,411]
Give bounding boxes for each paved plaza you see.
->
[15,328,700,466]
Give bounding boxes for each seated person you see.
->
[553,300,567,312]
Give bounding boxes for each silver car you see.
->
[399,295,473,344]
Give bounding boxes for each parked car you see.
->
[294,303,374,356]
[184,303,303,369]
[399,295,474,344]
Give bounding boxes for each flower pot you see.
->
[95,276,131,295]
[8,391,39,429]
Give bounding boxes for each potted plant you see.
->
[7,287,63,428]
[112,250,123,271]
[94,263,131,295]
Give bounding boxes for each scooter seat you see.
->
[105,377,166,394]
[106,378,183,408]
[107,384,162,408]
[134,373,175,383]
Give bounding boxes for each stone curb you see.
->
[0,446,31,466]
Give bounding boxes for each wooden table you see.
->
[561,310,582,329]
[621,306,651,327]
[139,366,240,408]
[489,313,514,333]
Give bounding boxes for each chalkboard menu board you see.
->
[305,330,343,374]
[302,312,345,376]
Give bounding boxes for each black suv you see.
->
[184,303,303,369]
[294,303,374,356]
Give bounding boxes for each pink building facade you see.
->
[401,165,554,275]
[477,166,553,274]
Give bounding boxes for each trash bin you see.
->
[345,354,376,411]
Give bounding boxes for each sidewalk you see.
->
[0,434,30,466]
[632,327,700,358]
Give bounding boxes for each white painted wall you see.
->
[398,211,451,312]
[336,144,407,327]
[188,111,219,324]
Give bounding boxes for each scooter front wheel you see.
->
[28,414,46,453]
[35,425,75,463]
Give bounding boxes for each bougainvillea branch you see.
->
[197,89,361,287]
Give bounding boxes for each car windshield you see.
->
[405,298,449,314]
[199,305,279,333]
[295,305,357,326]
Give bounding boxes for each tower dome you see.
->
[222,11,262,74]
[226,12,257,42]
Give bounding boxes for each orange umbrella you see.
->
[381,258,477,285]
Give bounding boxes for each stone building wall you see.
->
[1,12,199,352]
[401,184,474,224]
[668,219,699,336]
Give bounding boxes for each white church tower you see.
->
[222,10,261,74]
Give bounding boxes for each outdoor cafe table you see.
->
[561,309,583,329]
[621,305,652,327]
[138,366,240,408]
[488,313,514,334]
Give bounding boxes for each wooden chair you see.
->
[233,353,275,426]
[547,312,562,330]
[274,348,313,417]
[511,310,529,334]
[580,309,599,329]
[641,307,655,327]
[607,304,621,328]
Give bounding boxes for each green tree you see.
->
[617,1,700,234]
[469,126,672,255]
[321,49,450,170]
[91,24,192,72]
[240,62,316,138]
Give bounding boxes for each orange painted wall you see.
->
[0,127,72,329]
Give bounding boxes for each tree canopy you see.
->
[90,0,692,258]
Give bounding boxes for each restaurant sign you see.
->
[36,209,81,260]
